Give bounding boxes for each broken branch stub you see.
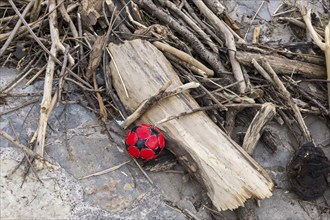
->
[243,102,277,155]
[109,39,274,211]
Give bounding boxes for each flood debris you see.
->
[0,0,329,217]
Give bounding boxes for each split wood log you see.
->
[109,39,274,211]
[236,51,326,78]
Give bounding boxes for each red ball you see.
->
[125,124,165,160]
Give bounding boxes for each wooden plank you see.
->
[109,39,274,211]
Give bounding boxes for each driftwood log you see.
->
[236,51,326,78]
[109,39,274,211]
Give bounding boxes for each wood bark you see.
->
[109,39,274,211]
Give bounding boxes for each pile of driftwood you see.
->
[0,0,329,212]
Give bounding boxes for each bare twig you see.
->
[0,0,34,57]
[0,129,58,170]
[278,17,325,36]
[25,65,47,87]
[134,0,226,74]
[153,41,214,77]
[244,1,265,40]
[79,160,131,180]
[57,45,70,103]
[191,0,247,93]
[58,0,79,40]
[1,68,34,94]
[164,52,211,77]
[183,2,224,46]
[261,60,312,142]
[30,0,43,21]
[133,158,153,185]
[121,81,172,129]
[0,99,39,116]
[156,103,226,125]
[120,0,146,29]
[0,92,43,97]
[122,81,200,128]
[34,0,59,167]
[158,0,218,53]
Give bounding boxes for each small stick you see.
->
[288,81,329,115]
[122,81,200,129]
[251,58,273,83]
[0,51,40,92]
[93,69,108,121]
[272,2,283,16]
[79,160,131,180]
[0,92,43,97]
[152,41,214,77]
[8,121,42,183]
[158,0,218,53]
[58,0,79,40]
[183,2,224,46]
[242,103,276,155]
[198,76,244,101]
[191,0,247,93]
[34,0,61,168]
[188,74,228,111]
[222,21,246,44]
[25,65,47,87]
[57,45,70,103]
[164,52,209,77]
[236,51,326,78]
[225,108,240,136]
[30,0,42,21]
[0,99,39,117]
[262,60,312,142]
[121,81,172,128]
[2,68,34,94]
[272,8,296,17]
[164,200,201,220]
[0,129,58,170]
[156,103,226,125]
[244,0,265,41]
[103,52,129,119]
[9,0,74,66]
[0,0,34,57]
[133,158,153,185]
[278,17,324,36]
[64,78,103,92]
[134,0,226,74]
[120,0,146,29]
[77,13,84,62]
[211,80,244,94]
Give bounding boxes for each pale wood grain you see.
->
[109,39,274,211]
